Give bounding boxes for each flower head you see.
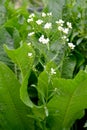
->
[67,22,72,29]
[56,19,64,26]
[58,19,64,24]
[42,12,46,17]
[63,28,69,34]
[58,26,64,31]
[44,22,52,29]
[29,13,35,18]
[27,18,33,23]
[28,52,32,57]
[47,12,52,16]
[36,19,43,25]
[28,32,35,36]
[51,68,56,75]
[27,12,73,51]
[62,35,67,40]
[39,35,49,44]
[68,43,75,49]
[27,42,31,46]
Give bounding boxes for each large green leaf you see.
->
[61,55,76,79]
[4,43,35,107]
[46,71,87,129]
[4,42,47,123]
[46,0,66,19]
[0,62,34,130]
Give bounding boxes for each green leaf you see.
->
[74,51,85,71]
[38,62,60,104]
[47,0,66,19]
[4,43,35,107]
[12,28,21,49]
[61,55,76,79]
[0,62,34,130]
[0,27,13,68]
[47,71,87,129]
[38,70,50,102]
[0,5,6,25]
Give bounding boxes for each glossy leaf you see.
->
[0,62,34,130]
[4,43,35,107]
[47,71,87,129]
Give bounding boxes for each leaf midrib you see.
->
[62,79,84,127]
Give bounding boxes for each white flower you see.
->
[56,19,64,24]
[44,22,52,29]
[68,43,75,49]
[51,68,56,75]
[58,19,64,24]
[28,52,32,57]
[58,26,64,31]
[43,38,49,44]
[61,35,67,40]
[63,28,69,34]
[27,42,31,46]
[28,32,35,36]
[66,38,69,41]
[29,13,35,18]
[42,12,46,17]
[56,19,64,26]
[39,35,49,44]
[47,12,52,16]
[27,18,33,23]
[67,22,72,29]
[62,36,69,42]
[36,19,43,25]
[39,35,44,42]
[55,21,59,24]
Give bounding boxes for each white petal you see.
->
[28,52,32,57]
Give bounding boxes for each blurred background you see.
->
[12,0,44,11]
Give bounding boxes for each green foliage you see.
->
[0,0,87,130]
[0,62,34,130]
[46,0,66,19]
[47,70,87,129]
[61,54,76,78]
[4,43,35,107]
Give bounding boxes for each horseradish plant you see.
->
[1,11,87,130]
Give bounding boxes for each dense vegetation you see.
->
[0,0,87,130]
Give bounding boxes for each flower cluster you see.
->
[51,68,56,75]
[36,19,43,25]
[56,19,72,39]
[28,52,32,57]
[28,32,35,36]
[27,12,75,50]
[39,35,49,44]
[44,22,52,29]
[68,43,75,50]
[27,13,35,23]
[42,12,52,17]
